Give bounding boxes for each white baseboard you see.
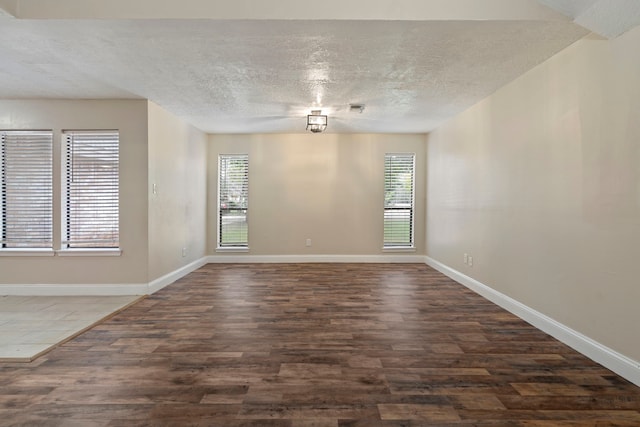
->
[0,256,209,297]
[147,257,208,294]
[0,283,148,296]
[425,256,640,388]
[206,254,426,263]
[0,255,419,296]
[7,254,637,388]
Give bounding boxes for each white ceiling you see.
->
[0,0,625,134]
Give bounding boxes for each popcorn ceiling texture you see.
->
[0,5,593,133]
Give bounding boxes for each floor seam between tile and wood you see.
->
[0,295,143,362]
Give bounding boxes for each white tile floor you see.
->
[0,295,141,361]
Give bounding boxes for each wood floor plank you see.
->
[1,263,639,425]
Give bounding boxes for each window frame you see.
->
[217,154,249,250]
[1,130,54,253]
[383,152,416,250]
[61,130,120,252]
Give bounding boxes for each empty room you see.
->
[1,0,640,425]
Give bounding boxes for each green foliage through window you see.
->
[219,154,248,247]
[384,153,415,247]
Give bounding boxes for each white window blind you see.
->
[384,153,415,247]
[218,154,248,247]
[64,131,119,248]
[1,131,53,249]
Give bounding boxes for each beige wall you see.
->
[9,0,564,21]
[0,99,149,284]
[148,102,207,280]
[426,29,640,361]
[208,133,426,256]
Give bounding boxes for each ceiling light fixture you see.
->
[306,110,327,133]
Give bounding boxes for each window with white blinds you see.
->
[384,153,415,248]
[218,154,248,247]
[63,131,119,248]
[1,131,53,249]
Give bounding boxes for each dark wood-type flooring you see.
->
[1,263,640,426]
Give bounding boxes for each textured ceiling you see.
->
[0,2,591,133]
[538,0,640,38]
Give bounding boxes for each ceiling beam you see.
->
[536,0,640,38]
[9,0,568,21]
[0,0,17,17]
[573,0,640,38]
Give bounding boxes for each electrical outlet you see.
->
[464,253,468,264]
[306,238,312,247]
[468,256,473,267]
[182,247,187,257]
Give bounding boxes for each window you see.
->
[63,131,119,249]
[1,131,53,249]
[218,154,248,248]
[384,153,415,248]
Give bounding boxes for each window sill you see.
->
[216,246,249,253]
[382,246,416,253]
[0,249,55,257]
[56,248,122,257]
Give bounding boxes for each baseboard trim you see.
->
[147,257,209,294]
[425,256,640,388]
[0,255,420,296]
[0,257,209,296]
[206,254,426,263]
[0,283,149,296]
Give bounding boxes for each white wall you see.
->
[148,102,207,280]
[208,133,426,257]
[426,29,640,361]
[0,99,149,285]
